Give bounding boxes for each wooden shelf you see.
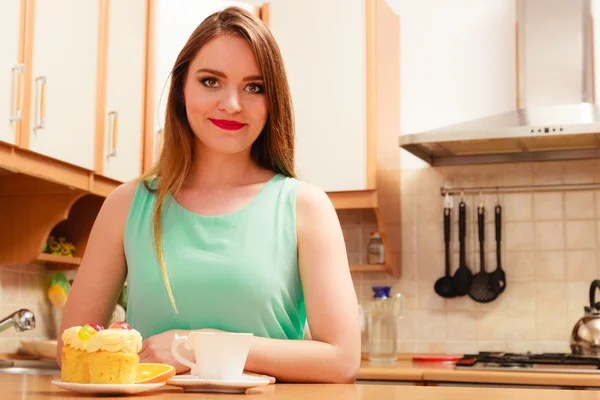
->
[350,264,389,273]
[328,190,377,209]
[36,253,81,269]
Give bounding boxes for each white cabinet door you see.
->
[101,0,147,182]
[269,0,368,192]
[398,0,516,135]
[28,0,99,170]
[0,0,22,145]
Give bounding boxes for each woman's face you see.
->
[183,34,268,155]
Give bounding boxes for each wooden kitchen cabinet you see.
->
[268,0,375,193]
[98,0,147,182]
[23,0,100,170]
[0,0,23,145]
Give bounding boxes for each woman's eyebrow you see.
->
[195,68,263,81]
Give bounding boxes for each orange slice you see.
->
[135,363,176,384]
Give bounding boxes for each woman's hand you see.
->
[138,328,222,374]
[138,329,192,373]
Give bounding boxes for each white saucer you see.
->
[166,373,271,393]
[52,380,165,395]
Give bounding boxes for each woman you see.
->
[57,6,360,383]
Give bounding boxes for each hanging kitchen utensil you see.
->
[434,202,458,298]
[452,201,472,296]
[489,205,506,295]
[468,204,498,303]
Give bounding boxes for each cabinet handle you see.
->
[10,64,24,122]
[34,76,47,130]
[107,111,118,157]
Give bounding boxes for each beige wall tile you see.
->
[533,192,563,220]
[567,282,590,313]
[416,222,443,252]
[566,251,597,282]
[505,223,535,251]
[503,282,536,313]
[416,311,447,341]
[502,163,533,186]
[535,221,565,250]
[418,281,446,311]
[536,282,567,313]
[446,312,477,341]
[565,221,596,250]
[0,271,20,304]
[505,313,536,342]
[504,252,535,281]
[534,251,566,281]
[535,311,567,341]
[565,191,595,220]
[476,313,506,342]
[503,194,533,222]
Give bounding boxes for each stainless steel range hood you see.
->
[399,0,600,166]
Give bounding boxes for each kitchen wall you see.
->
[347,156,600,355]
[0,264,55,353]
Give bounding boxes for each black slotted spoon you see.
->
[452,201,472,296]
[468,203,499,303]
[489,205,506,295]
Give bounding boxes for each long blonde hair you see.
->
[138,7,296,312]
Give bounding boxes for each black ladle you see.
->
[453,201,472,296]
[434,206,457,298]
[468,204,498,303]
[489,205,506,295]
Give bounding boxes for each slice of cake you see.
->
[60,325,91,383]
[60,321,143,384]
[86,322,143,384]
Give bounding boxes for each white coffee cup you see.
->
[171,331,254,380]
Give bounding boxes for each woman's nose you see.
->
[218,89,242,114]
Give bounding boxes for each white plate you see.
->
[52,380,165,395]
[166,373,271,394]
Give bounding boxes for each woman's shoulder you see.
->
[294,181,335,221]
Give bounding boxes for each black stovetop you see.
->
[456,352,600,372]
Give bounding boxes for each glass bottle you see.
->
[368,286,404,363]
[367,232,385,265]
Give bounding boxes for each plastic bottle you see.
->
[367,232,385,265]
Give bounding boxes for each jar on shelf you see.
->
[367,232,385,265]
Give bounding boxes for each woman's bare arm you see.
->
[242,183,361,383]
[56,181,138,366]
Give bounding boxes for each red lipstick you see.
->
[209,118,246,131]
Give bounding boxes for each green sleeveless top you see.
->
[123,174,306,340]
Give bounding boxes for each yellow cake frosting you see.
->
[86,328,143,353]
[62,326,88,351]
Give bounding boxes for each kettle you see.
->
[570,279,600,356]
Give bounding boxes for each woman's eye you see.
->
[200,77,220,88]
[245,83,264,94]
